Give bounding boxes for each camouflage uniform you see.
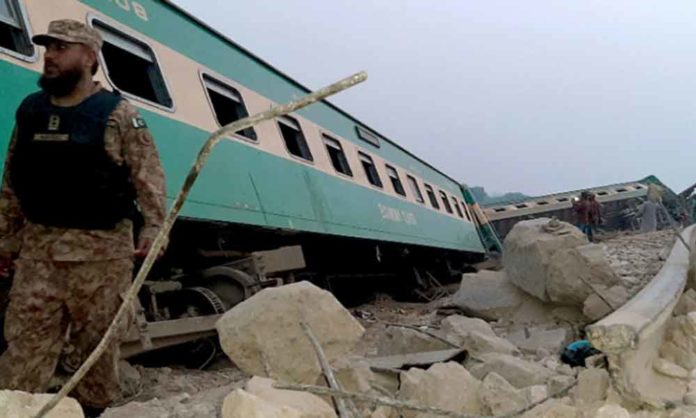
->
[0,20,166,409]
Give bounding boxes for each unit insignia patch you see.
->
[131,117,148,129]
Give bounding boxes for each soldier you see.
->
[0,19,166,415]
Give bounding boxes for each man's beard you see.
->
[38,67,83,97]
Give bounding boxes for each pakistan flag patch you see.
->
[131,117,148,129]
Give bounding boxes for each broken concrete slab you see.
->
[468,353,555,388]
[505,327,570,354]
[0,390,84,418]
[216,281,364,384]
[366,348,467,370]
[222,389,302,418]
[376,326,450,356]
[245,377,337,418]
[331,357,375,395]
[503,218,588,302]
[547,244,621,306]
[594,404,631,418]
[399,362,484,417]
[479,372,529,416]
[572,368,609,404]
[450,270,526,321]
[441,314,496,338]
[582,285,631,321]
[440,314,519,354]
[653,358,689,379]
[519,398,578,418]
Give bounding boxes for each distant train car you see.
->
[0,0,497,357]
[483,177,675,240]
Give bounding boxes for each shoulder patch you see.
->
[131,117,148,129]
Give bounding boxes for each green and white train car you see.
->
[0,0,499,356]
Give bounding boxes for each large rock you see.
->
[546,244,621,306]
[0,390,83,418]
[479,372,528,416]
[469,353,555,388]
[216,281,364,384]
[399,362,484,417]
[376,326,450,356]
[222,389,302,418]
[331,357,375,395]
[503,218,588,302]
[245,377,337,418]
[441,315,519,355]
[675,289,696,316]
[582,286,631,321]
[520,399,578,418]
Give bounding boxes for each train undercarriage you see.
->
[0,218,485,366]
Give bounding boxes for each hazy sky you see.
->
[174,0,696,196]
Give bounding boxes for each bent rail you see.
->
[587,225,696,407]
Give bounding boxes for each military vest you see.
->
[11,90,137,230]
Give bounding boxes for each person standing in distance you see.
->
[0,19,166,414]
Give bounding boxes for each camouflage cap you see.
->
[32,19,103,52]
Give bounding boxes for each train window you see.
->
[356,126,381,147]
[557,198,569,202]
[202,74,256,140]
[407,175,425,203]
[93,20,173,108]
[0,0,34,57]
[358,152,382,187]
[515,204,528,209]
[323,135,352,176]
[597,191,608,196]
[385,165,406,196]
[424,184,440,209]
[537,201,549,205]
[461,200,472,221]
[494,208,506,212]
[616,188,627,193]
[439,191,453,214]
[452,198,464,218]
[278,116,313,161]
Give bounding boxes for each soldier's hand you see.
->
[0,251,13,279]
[134,238,164,259]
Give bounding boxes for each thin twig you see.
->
[33,71,368,418]
[300,322,352,418]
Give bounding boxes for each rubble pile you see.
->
[96,220,681,418]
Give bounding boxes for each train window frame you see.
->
[0,0,36,62]
[424,184,440,209]
[277,115,314,162]
[452,198,464,218]
[323,134,353,177]
[356,125,381,147]
[439,191,453,214]
[90,16,175,112]
[406,175,425,204]
[200,71,257,141]
[358,152,383,188]
[461,200,472,221]
[385,164,406,197]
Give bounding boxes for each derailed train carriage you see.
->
[483,175,680,241]
[0,0,501,358]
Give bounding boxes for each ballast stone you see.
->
[502,218,588,302]
[0,390,84,418]
[216,281,365,384]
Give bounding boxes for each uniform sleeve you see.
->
[117,103,167,244]
[0,128,25,254]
